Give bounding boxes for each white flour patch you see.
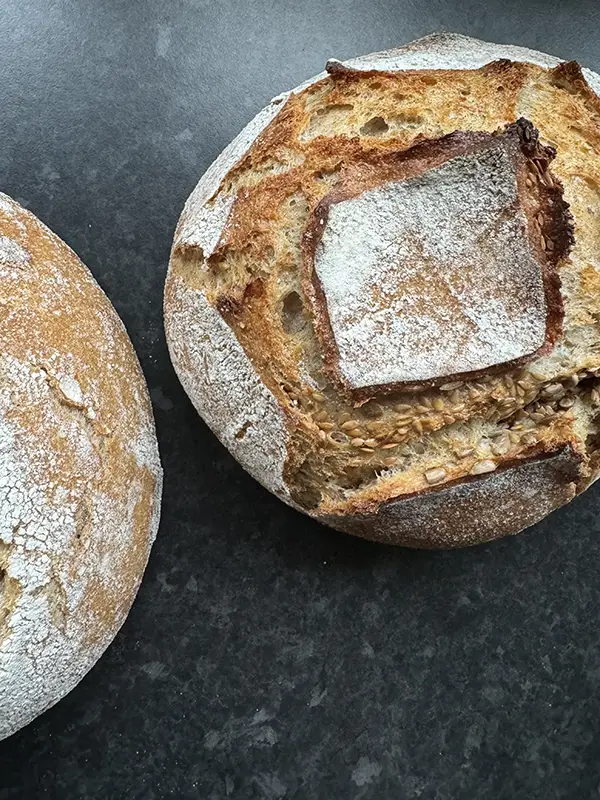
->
[0,190,162,740]
[582,67,600,98]
[57,374,84,406]
[165,277,293,503]
[0,396,81,740]
[314,144,547,388]
[176,193,235,258]
[0,194,18,217]
[0,237,30,268]
[0,349,160,740]
[340,32,562,72]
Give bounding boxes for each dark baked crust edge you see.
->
[317,444,584,548]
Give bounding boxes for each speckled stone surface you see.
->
[1,1,600,798]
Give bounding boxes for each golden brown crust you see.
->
[0,193,162,739]
[302,119,572,400]
[165,35,600,550]
[319,445,583,548]
[550,61,600,115]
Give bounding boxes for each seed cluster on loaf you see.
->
[166,35,600,547]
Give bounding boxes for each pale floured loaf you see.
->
[0,193,162,740]
[165,33,600,549]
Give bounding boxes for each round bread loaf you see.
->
[165,33,600,549]
[0,194,162,740]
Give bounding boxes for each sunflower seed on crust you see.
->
[542,383,563,397]
[521,432,538,445]
[425,468,446,485]
[439,381,464,391]
[456,448,475,459]
[491,435,510,456]
[470,459,497,475]
[317,421,334,431]
[341,419,360,431]
[366,421,385,433]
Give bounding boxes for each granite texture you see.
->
[1,1,600,798]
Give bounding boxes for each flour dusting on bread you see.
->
[0,192,162,740]
[165,276,292,502]
[165,34,600,548]
[311,143,547,389]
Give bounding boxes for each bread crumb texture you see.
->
[0,193,162,739]
[165,33,600,548]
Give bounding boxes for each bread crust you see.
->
[0,193,162,740]
[164,274,295,504]
[302,120,572,400]
[165,33,600,549]
[319,446,582,548]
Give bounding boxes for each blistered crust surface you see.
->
[0,193,162,740]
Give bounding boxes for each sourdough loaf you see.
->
[165,33,600,548]
[0,194,162,739]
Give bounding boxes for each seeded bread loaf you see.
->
[165,33,600,549]
[0,194,162,740]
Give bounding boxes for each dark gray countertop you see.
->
[1,1,600,798]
